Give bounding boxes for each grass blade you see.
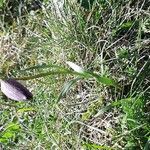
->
[20,64,66,72]
[57,77,82,103]
[88,72,118,87]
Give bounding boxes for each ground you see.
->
[0,0,150,149]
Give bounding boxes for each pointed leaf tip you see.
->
[66,61,84,73]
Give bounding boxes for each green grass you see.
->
[0,0,150,149]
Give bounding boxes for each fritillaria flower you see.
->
[0,78,33,101]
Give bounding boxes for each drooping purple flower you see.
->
[0,78,33,101]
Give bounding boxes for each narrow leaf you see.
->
[144,140,150,150]
[17,107,36,113]
[96,76,117,86]
[21,64,66,72]
[88,72,118,86]
[57,77,81,103]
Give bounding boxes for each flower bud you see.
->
[0,79,33,101]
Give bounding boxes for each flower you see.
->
[0,78,33,101]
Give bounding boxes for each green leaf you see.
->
[120,21,134,29]
[0,0,4,7]
[17,107,36,113]
[89,72,118,86]
[96,76,117,86]
[82,142,113,150]
[6,123,20,131]
[82,111,91,121]
[57,77,82,103]
[0,123,20,144]
[82,97,104,121]
[77,0,95,9]
[2,132,14,139]
[0,137,8,143]
[144,140,150,150]
[21,64,66,72]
